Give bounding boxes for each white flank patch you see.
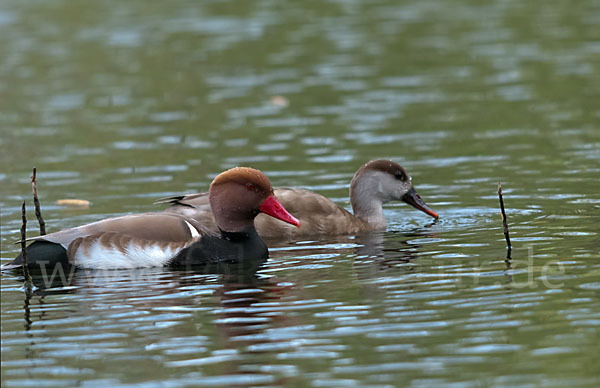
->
[73,239,181,269]
[185,220,200,238]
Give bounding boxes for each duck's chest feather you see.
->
[166,228,269,268]
[167,228,268,268]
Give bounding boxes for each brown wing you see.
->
[32,213,207,249]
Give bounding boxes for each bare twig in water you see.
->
[31,167,46,235]
[504,258,513,283]
[498,182,512,259]
[21,201,32,283]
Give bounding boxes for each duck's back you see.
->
[164,188,368,239]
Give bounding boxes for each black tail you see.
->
[3,241,70,272]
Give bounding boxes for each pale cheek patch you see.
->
[73,240,180,269]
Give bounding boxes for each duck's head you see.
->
[350,160,438,219]
[209,167,301,232]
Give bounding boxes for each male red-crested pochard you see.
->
[5,167,300,270]
[161,160,438,239]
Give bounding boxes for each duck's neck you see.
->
[350,174,387,229]
[219,226,257,241]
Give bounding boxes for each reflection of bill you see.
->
[353,231,427,276]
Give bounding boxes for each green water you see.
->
[1,0,599,387]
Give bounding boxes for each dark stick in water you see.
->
[31,167,46,236]
[20,201,32,284]
[498,182,512,258]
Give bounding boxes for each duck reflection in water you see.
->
[9,221,436,387]
[11,257,297,386]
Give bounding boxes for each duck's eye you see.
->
[246,183,256,191]
[395,173,405,181]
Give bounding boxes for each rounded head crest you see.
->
[354,159,409,182]
[210,167,273,195]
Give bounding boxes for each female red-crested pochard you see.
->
[161,160,438,239]
[5,167,300,270]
